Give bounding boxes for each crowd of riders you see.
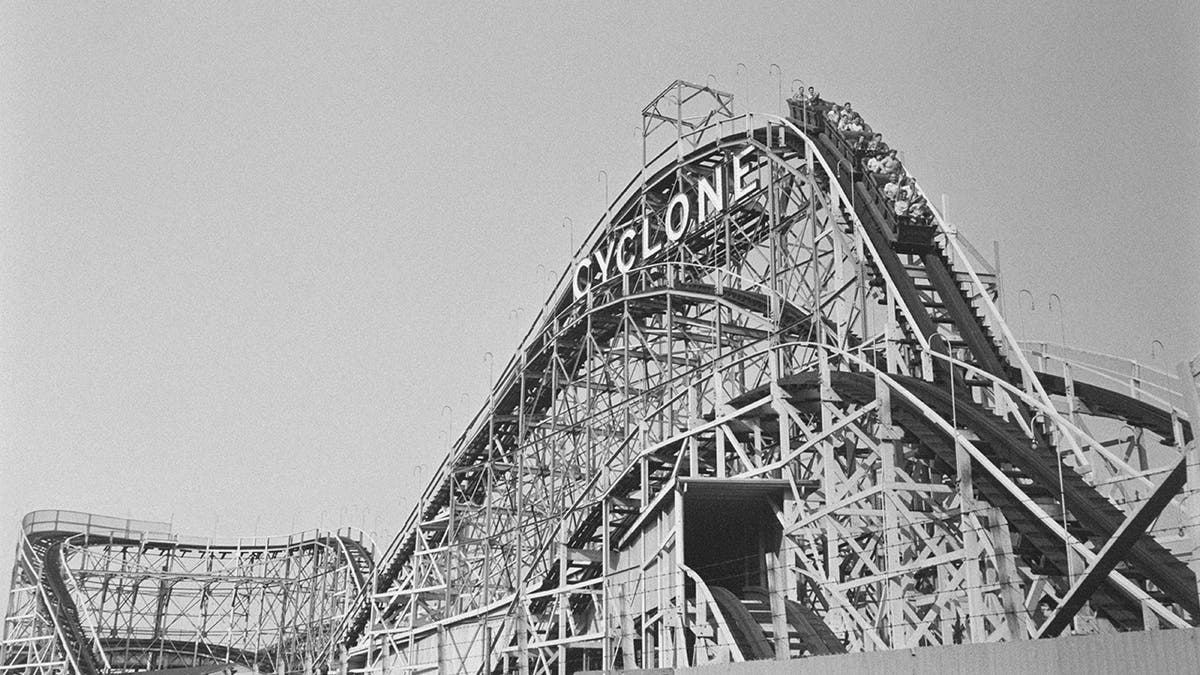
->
[792,88,933,226]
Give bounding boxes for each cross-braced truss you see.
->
[1,511,373,675]
[5,86,1197,675]
[339,90,1200,675]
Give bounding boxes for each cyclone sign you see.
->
[572,146,760,300]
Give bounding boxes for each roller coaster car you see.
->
[892,219,938,255]
[786,99,826,132]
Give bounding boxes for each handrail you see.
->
[25,509,374,555]
[21,510,171,540]
[920,349,1181,501]
[1019,341,1185,413]
[1020,341,1177,381]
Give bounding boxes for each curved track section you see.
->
[39,541,100,675]
[1,511,372,675]
[706,586,773,661]
[740,587,846,657]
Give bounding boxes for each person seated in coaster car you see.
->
[883,177,901,201]
[893,193,911,224]
[836,104,852,125]
[790,85,829,128]
[874,150,902,182]
[908,197,932,225]
[825,103,843,125]
[837,108,866,141]
[883,150,903,175]
[866,133,889,157]
[866,154,885,176]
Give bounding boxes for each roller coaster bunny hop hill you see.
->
[4,81,1200,675]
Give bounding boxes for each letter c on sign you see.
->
[572,258,592,300]
[615,228,638,274]
[666,193,689,242]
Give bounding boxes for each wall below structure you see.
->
[584,627,1200,675]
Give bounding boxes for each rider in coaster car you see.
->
[909,197,932,224]
[825,103,843,125]
[866,133,889,156]
[878,150,902,180]
[883,177,901,201]
[837,106,862,140]
[893,192,911,221]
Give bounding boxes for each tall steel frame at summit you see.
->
[333,80,1200,674]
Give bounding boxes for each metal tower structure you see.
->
[335,81,1200,673]
[1,511,373,675]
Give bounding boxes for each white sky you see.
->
[1,2,1198,597]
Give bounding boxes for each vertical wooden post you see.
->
[768,513,790,660]
[957,427,985,643]
[876,375,906,647]
[558,539,567,675]
[1175,357,1200,599]
[601,499,613,671]
[986,507,1028,640]
[674,486,687,668]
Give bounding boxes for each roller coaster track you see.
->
[581,346,1196,661]
[6,81,1189,675]
[348,81,1200,667]
[768,370,1196,624]
[336,84,1199,673]
[349,102,854,635]
[338,288,815,666]
[703,584,846,660]
[36,540,100,675]
[3,512,372,675]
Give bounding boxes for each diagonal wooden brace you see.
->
[1036,455,1189,638]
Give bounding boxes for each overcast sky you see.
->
[1,2,1197,595]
